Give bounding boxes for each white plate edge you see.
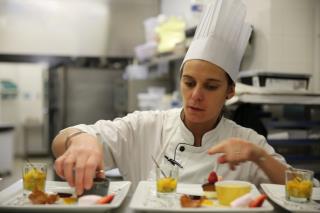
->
[0,179,131,210]
[109,181,131,208]
[260,183,320,213]
[130,181,274,212]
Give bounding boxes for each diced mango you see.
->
[157,177,177,193]
[23,168,46,192]
[201,199,214,207]
[286,179,312,198]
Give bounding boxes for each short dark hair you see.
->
[225,73,235,87]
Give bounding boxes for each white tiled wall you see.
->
[242,0,319,91]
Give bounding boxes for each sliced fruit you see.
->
[249,194,267,208]
[97,194,115,204]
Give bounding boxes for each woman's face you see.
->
[180,60,235,124]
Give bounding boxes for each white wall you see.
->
[0,0,109,56]
[161,0,191,26]
[0,63,48,155]
[0,0,160,57]
[242,0,316,78]
[161,0,320,92]
[161,0,211,28]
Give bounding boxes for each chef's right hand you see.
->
[54,133,104,195]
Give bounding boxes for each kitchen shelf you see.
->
[284,156,320,163]
[139,52,185,67]
[228,93,320,105]
[268,139,320,145]
[227,83,320,106]
[266,120,320,129]
[268,139,320,164]
[226,83,320,175]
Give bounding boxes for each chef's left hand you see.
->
[207,138,265,170]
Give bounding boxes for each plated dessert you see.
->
[0,180,131,213]
[180,170,267,208]
[27,187,114,205]
[201,171,218,199]
[25,177,114,206]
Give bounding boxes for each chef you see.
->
[52,0,290,196]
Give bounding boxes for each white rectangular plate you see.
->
[0,179,131,212]
[129,181,273,212]
[261,183,320,213]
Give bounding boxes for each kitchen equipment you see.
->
[239,70,310,90]
[82,177,110,197]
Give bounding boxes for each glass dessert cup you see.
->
[156,164,179,198]
[286,168,313,203]
[22,163,47,196]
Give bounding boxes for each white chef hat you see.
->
[181,0,252,82]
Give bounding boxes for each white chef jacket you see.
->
[73,108,288,190]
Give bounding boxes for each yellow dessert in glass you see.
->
[155,164,179,197]
[286,169,313,203]
[287,179,312,198]
[23,163,47,195]
[157,177,177,193]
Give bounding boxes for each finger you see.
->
[96,170,106,178]
[74,156,88,195]
[63,155,76,187]
[218,155,227,164]
[219,154,237,164]
[207,143,225,155]
[83,156,98,190]
[54,156,66,179]
[96,157,105,179]
[96,169,106,179]
[229,162,237,170]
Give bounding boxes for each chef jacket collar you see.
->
[178,109,224,147]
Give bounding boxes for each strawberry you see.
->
[249,194,267,208]
[96,193,115,204]
[208,171,218,184]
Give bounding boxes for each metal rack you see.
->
[227,84,320,178]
